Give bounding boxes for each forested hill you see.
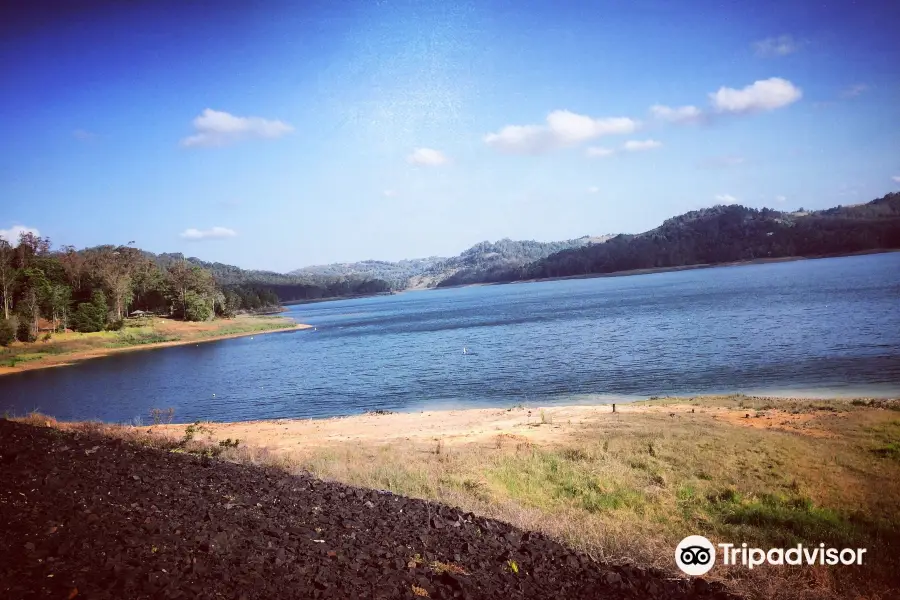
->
[440,193,900,285]
[291,257,446,290]
[290,237,595,289]
[150,253,392,302]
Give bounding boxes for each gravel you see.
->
[0,420,738,599]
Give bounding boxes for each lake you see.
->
[1,253,899,424]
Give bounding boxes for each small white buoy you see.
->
[212,393,216,397]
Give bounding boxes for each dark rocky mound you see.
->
[0,420,737,599]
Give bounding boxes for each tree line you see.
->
[0,235,231,344]
[436,193,900,286]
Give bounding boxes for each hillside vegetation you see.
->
[435,193,900,285]
[290,237,593,289]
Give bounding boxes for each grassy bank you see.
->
[0,314,305,375]
[16,395,900,599]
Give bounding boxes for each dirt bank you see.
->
[0,319,311,378]
[0,419,733,599]
[143,399,864,450]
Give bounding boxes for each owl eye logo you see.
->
[680,546,712,565]
[675,535,716,575]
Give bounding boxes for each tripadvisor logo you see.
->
[675,535,868,576]
[675,535,716,576]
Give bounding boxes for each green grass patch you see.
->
[5,352,49,367]
[708,490,861,545]
[871,442,900,460]
[106,329,178,347]
[487,449,650,514]
[199,321,295,337]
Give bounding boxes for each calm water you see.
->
[2,253,899,423]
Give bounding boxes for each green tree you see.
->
[47,283,73,332]
[0,239,16,319]
[17,268,50,341]
[71,290,109,333]
[166,261,217,320]
[88,245,139,321]
[182,290,213,321]
[0,318,15,346]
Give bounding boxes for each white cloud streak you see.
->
[715,194,739,204]
[0,225,40,243]
[585,146,615,158]
[181,109,293,147]
[753,35,801,57]
[650,104,703,124]
[179,226,237,241]
[623,139,662,152]
[587,186,600,194]
[485,110,638,154]
[841,83,869,98]
[406,148,448,166]
[775,195,787,203]
[710,78,802,114]
[893,176,900,184]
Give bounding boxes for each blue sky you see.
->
[1,0,898,271]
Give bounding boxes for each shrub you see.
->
[106,319,124,331]
[0,318,14,346]
[183,291,213,322]
[16,319,36,343]
[149,407,175,425]
[71,290,108,332]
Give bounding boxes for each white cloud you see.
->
[775,195,787,203]
[181,109,293,147]
[546,111,638,143]
[483,125,552,154]
[893,176,900,184]
[382,189,398,197]
[710,78,802,114]
[406,148,448,166]
[485,110,638,154]
[0,225,40,243]
[753,35,801,57]
[650,104,703,124]
[585,146,615,158]
[715,194,739,204]
[840,83,869,98]
[623,139,662,152]
[179,226,237,241]
[587,186,600,194]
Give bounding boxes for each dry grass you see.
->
[219,398,900,600]
[11,395,900,600]
[0,315,300,373]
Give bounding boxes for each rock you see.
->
[0,419,738,600]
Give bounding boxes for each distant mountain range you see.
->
[289,236,603,290]
[465,192,900,285]
[156,192,900,301]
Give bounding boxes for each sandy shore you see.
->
[0,323,311,377]
[146,397,868,450]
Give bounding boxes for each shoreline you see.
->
[140,394,897,449]
[0,321,312,378]
[14,393,900,600]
